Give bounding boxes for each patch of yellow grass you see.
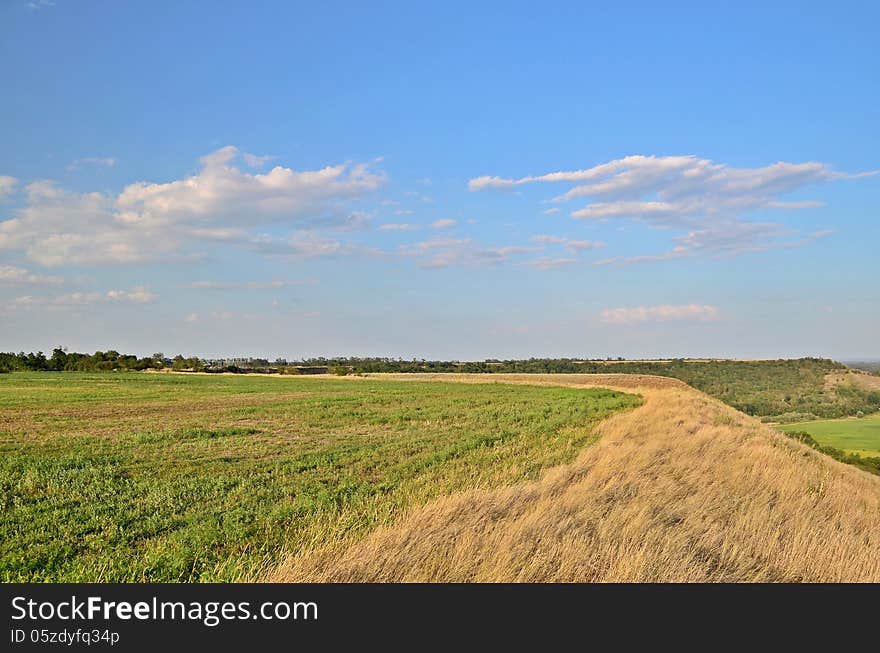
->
[269,373,880,582]
[825,370,880,393]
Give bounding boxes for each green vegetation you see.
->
[302,357,878,420]
[7,350,879,421]
[781,428,880,477]
[778,414,880,457]
[0,372,640,582]
[0,348,164,373]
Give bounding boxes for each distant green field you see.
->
[778,414,880,456]
[0,372,640,582]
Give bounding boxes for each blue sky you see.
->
[1,1,878,359]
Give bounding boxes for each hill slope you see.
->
[270,373,880,582]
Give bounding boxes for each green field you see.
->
[778,414,880,456]
[0,372,640,582]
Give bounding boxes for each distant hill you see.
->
[844,360,880,374]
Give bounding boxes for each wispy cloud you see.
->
[600,303,719,325]
[468,155,874,202]
[471,154,872,263]
[185,280,307,290]
[241,152,276,168]
[400,238,531,269]
[594,224,834,267]
[522,235,606,270]
[0,176,18,199]
[532,235,606,253]
[68,157,116,171]
[247,231,383,260]
[10,286,156,309]
[0,264,64,287]
[431,218,457,229]
[378,223,418,231]
[527,256,578,270]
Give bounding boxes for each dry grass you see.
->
[270,373,880,582]
[824,370,880,393]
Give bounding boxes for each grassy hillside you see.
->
[273,374,880,582]
[0,372,639,582]
[644,359,880,421]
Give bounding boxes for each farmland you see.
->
[0,372,639,582]
[6,351,879,423]
[3,366,880,583]
[778,414,880,457]
[274,373,880,582]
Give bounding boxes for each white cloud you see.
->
[532,235,606,253]
[600,304,719,325]
[241,152,276,168]
[336,210,373,231]
[68,157,116,170]
[0,264,63,286]
[186,280,304,290]
[247,231,383,260]
[542,207,560,215]
[184,312,200,323]
[594,223,833,267]
[570,200,677,221]
[0,181,166,266]
[431,218,457,229]
[471,154,873,263]
[378,223,418,231]
[404,191,433,203]
[394,209,415,215]
[0,146,385,266]
[400,238,531,269]
[115,146,384,229]
[470,155,872,224]
[105,287,156,303]
[10,286,156,309]
[0,176,18,199]
[528,257,578,270]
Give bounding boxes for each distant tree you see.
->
[50,347,68,371]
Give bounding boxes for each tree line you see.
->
[0,349,203,373]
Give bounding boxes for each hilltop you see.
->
[271,373,880,582]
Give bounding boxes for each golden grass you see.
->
[824,370,880,393]
[269,373,880,582]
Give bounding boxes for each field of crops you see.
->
[778,414,880,457]
[0,372,639,582]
